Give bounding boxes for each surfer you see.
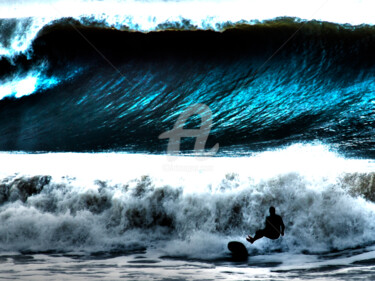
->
[246,206,285,244]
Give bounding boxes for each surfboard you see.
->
[227,241,248,260]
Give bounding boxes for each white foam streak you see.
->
[2,0,375,26]
[0,144,372,193]
[0,69,59,99]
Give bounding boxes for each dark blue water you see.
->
[0,18,374,157]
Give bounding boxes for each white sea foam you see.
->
[0,143,372,192]
[0,144,375,257]
[0,66,59,99]
[1,0,375,26]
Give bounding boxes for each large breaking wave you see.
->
[0,16,374,156]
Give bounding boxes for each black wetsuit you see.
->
[256,214,285,240]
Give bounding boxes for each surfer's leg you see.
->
[247,229,265,244]
[264,232,280,240]
[253,229,265,241]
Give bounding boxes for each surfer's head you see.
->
[269,206,275,215]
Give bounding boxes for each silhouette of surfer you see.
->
[246,206,285,244]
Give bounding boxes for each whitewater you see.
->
[1,145,375,279]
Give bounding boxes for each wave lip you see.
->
[1,0,375,58]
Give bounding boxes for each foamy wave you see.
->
[1,168,375,257]
[0,17,53,57]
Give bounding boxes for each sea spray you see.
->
[1,158,375,258]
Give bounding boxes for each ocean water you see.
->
[1,0,375,280]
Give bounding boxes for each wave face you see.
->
[1,164,375,257]
[0,17,374,157]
